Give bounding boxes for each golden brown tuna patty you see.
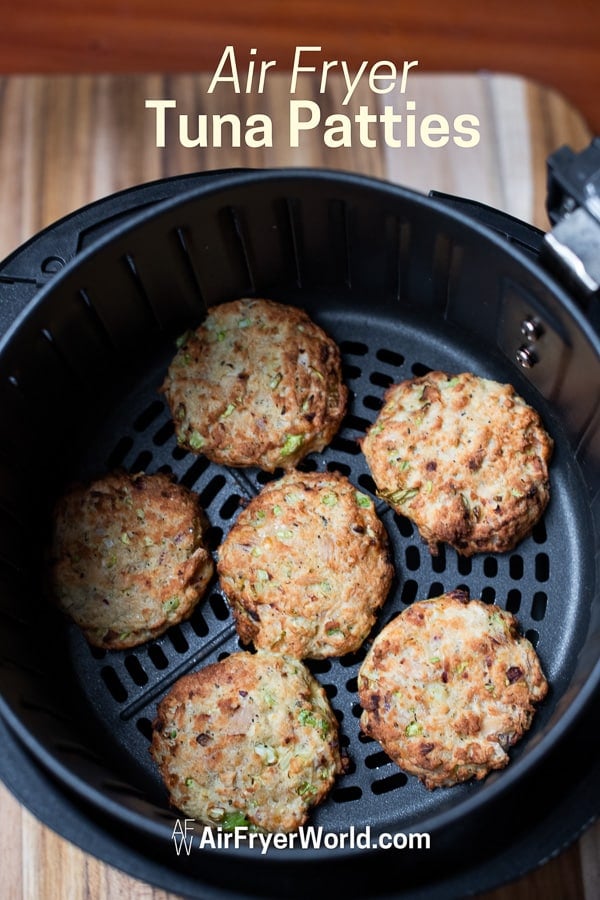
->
[359,590,548,789]
[48,470,214,649]
[360,371,553,556]
[150,650,344,832]
[217,471,394,659]
[161,298,348,471]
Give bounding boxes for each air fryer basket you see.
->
[0,167,599,898]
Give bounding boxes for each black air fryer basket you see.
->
[1,146,600,899]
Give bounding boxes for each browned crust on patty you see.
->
[48,470,214,649]
[217,471,394,658]
[150,650,344,832]
[161,298,348,472]
[360,371,553,556]
[358,590,548,789]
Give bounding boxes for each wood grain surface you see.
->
[0,71,598,900]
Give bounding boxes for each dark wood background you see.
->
[2,0,600,133]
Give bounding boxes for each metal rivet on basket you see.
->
[516,345,538,368]
[520,317,543,342]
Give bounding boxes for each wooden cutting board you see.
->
[0,72,598,900]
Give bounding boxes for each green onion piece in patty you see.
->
[381,487,420,505]
[280,434,305,458]
[188,431,205,451]
[221,810,252,830]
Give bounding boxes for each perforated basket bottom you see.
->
[65,302,586,837]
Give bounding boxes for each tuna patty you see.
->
[150,650,344,832]
[217,471,394,659]
[359,589,548,789]
[48,470,214,649]
[162,298,348,472]
[361,371,553,556]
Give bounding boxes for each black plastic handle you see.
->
[542,138,600,299]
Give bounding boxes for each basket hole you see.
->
[171,445,188,461]
[358,473,377,494]
[483,557,498,578]
[332,785,362,803]
[431,544,446,573]
[136,717,153,740]
[394,514,414,538]
[190,609,209,637]
[457,555,472,576]
[100,666,128,702]
[532,519,547,543]
[428,582,444,598]
[124,655,148,686]
[369,371,393,389]
[481,586,496,604]
[401,580,418,604]
[329,435,361,456]
[376,348,404,367]
[343,413,371,433]
[153,420,175,446]
[338,646,367,668]
[509,555,524,580]
[297,457,318,472]
[365,750,392,769]
[148,644,169,670]
[324,683,338,699]
[106,436,134,469]
[345,675,358,693]
[209,592,230,621]
[219,494,241,519]
[327,461,351,477]
[168,625,189,654]
[342,363,361,381]
[506,589,521,613]
[130,450,153,472]
[405,546,420,571]
[256,469,282,485]
[351,702,363,719]
[358,731,375,744]
[307,658,332,674]
[531,592,548,621]
[535,553,550,582]
[411,362,432,376]
[371,772,408,794]
[180,456,210,489]
[204,525,224,551]
[362,394,383,411]
[340,340,368,356]
[134,401,164,432]
[525,628,539,647]
[199,474,227,508]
